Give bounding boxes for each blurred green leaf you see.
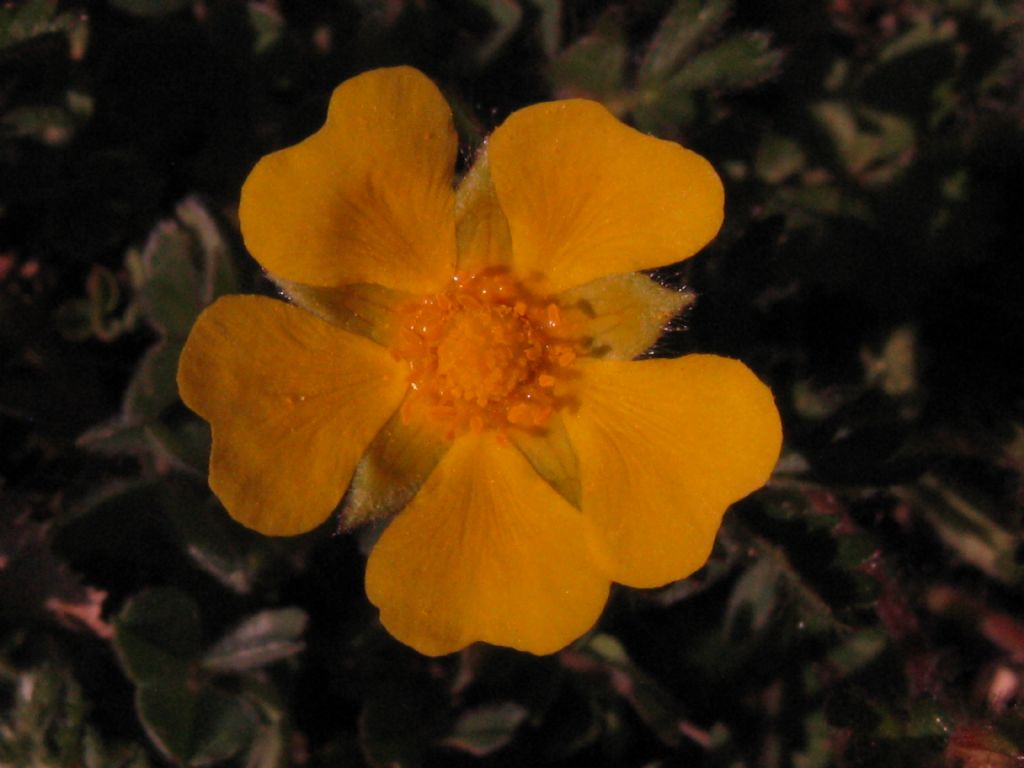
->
[77,419,152,458]
[164,499,266,595]
[245,723,288,768]
[634,32,782,134]
[146,417,211,474]
[532,0,561,60]
[137,223,204,341]
[2,105,75,145]
[581,634,688,747]
[124,341,182,422]
[0,0,68,49]
[114,587,202,686]
[725,555,782,637]
[114,588,275,766]
[109,0,192,18]
[550,18,627,104]
[138,197,237,340]
[861,17,957,123]
[638,0,731,82]
[901,473,1023,584]
[812,101,915,184]
[248,1,284,55]
[174,197,237,305]
[666,32,782,91]
[76,198,235,466]
[765,183,873,226]
[439,702,528,757]
[825,628,887,678]
[755,133,807,184]
[0,660,152,768]
[469,0,523,64]
[137,683,257,766]
[202,608,308,674]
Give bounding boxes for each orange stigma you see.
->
[391,269,580,438]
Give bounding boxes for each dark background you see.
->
[1,1,1023,766]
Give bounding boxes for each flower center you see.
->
[391,269,579,438]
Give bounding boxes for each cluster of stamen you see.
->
[391,269,580,438]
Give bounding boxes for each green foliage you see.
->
[550,0,783,134]
[2,0,1024,766]
[73,197,238,473]
[0,656,151,768]
[112,589,306,766]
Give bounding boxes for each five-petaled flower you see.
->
[177,67,782,656]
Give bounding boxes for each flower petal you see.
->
[239,66,457,294]
[563,355,781,588]
[177,296,408,535]
[489,99,724,293]
[365,433,610,656]
[558,273,694,360]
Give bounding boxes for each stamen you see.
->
[391,269,581,437]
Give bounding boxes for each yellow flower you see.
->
[177,67,781,656]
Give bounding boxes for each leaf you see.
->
[164,491,272,595]
[533,0,561,60]
[0,659,152,768]
[77,198,235,465]
[2,105,76,145]
[468,0,522,64]
[812,101,915,184]
[245,723,288,768]
[0,0,65,50]
[439,702,529,757]
[137,221,204,340]
[247,1,284,55]
[202,608,308,674]
[113,588,202,686]
[578,634,688,747]
[138,197,237,340]
[145,417,211,474]
[900,473,1022,584]
[638,0,731,82]
[665,32,783,92]
[123,340,183,422]
[174,196,238,305]
[108,0,192,18]
[550,19,628,105]
[77,419,151,458]
[755,133,807,184]
[136,683,256,766]
[634,31,781,133]
[945,724,1023,768]
[724,555,782,638]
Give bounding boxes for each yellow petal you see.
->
[489,99,724,293]
[454,149,513,271]
[239,66,457,294]
[365,433,610,656]
[177,296,408,535]
[558,273,694,360]
[564,355,781,587]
